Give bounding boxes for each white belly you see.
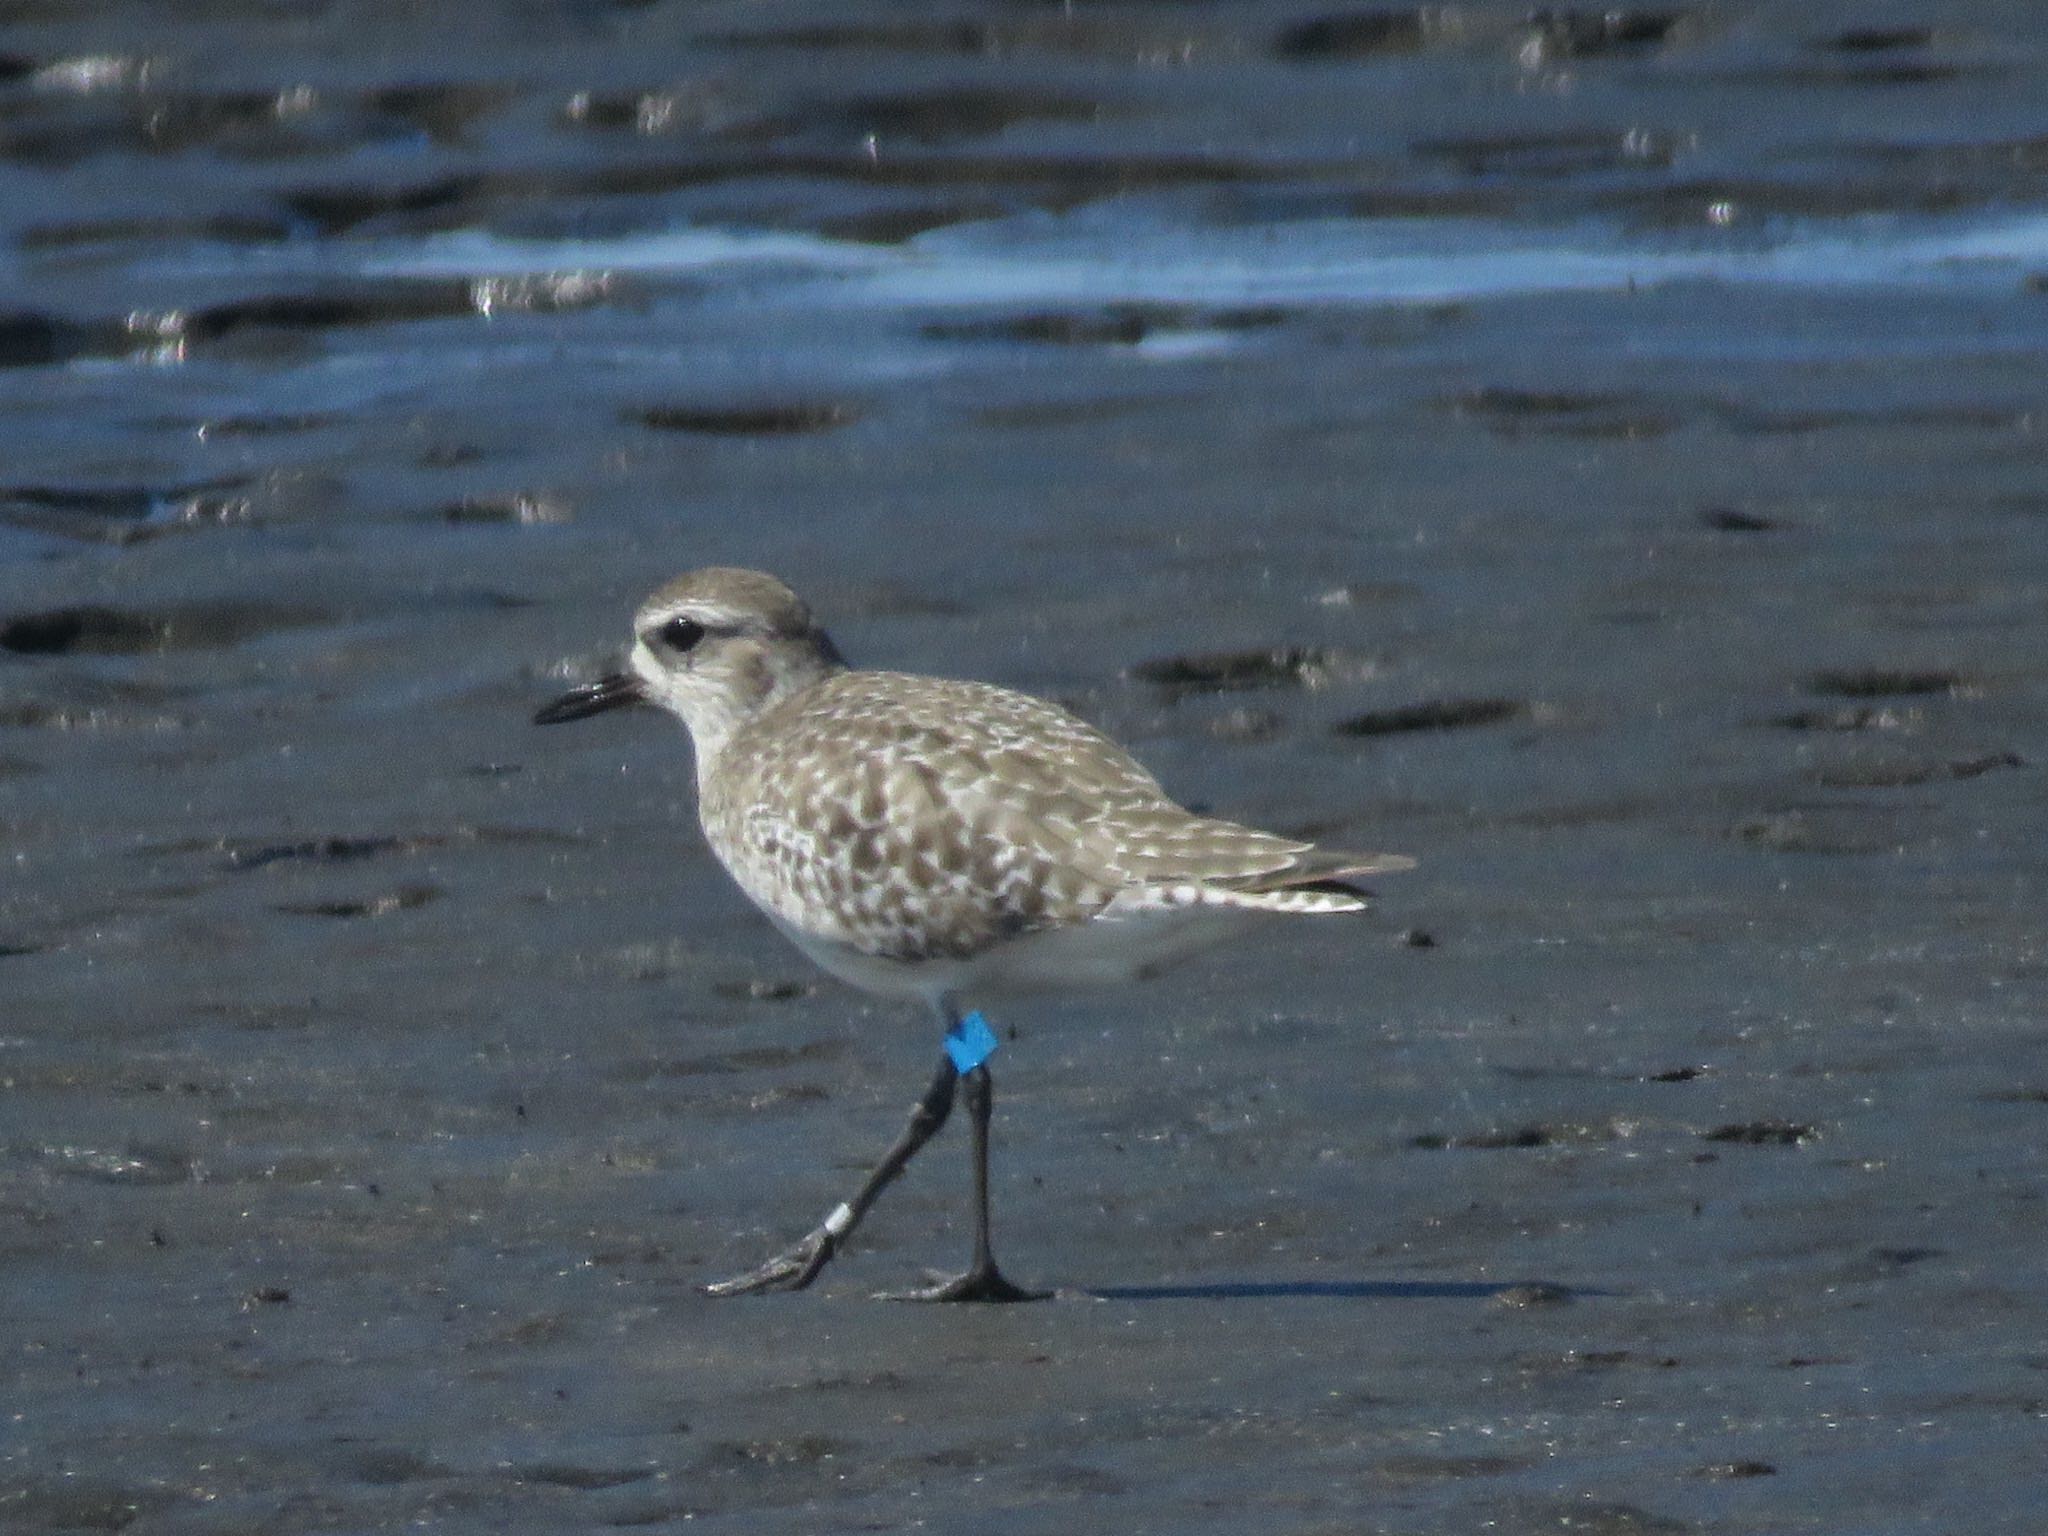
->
[765,904,1259,1011]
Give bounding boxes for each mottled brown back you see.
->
[698,671,1382,962]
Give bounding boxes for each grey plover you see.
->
[536,567,1413,1301]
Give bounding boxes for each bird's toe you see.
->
[875,1262,1049,1304]
[701,1230,835,1297]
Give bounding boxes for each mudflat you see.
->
[4,4,2046,1532]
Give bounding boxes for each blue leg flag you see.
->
[945,1010,1000,1073]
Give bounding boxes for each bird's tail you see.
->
[1205,849,1416,914]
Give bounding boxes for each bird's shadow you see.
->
[1081,1278,1604,1302]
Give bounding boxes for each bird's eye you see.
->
[654,615,705,653]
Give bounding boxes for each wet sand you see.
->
[5,4,2048,1532]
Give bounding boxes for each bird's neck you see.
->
[688,640,844,782]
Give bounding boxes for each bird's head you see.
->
[534,567,844,762]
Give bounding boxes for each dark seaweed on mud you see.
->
[1807,750,2022,789]
[1273,13,1428,60]
[1523,9,1687,59]
[1702,1121,1816,1145]
[1698,506,1778,532]
[633,402,860,436]
[221,835,436,871]
[1806,668,1965,699]
[0,479,256,543]
[925,305,1285,347]
[1443,386,1679,440]
[1129,647,1341,697]
[0,601,320,654]
[273,884,441,919]
[1334,698,1523,736]
[1410,1122,1615,1150]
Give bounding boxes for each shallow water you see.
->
[5,3,2048,1532]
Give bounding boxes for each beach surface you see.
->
[4,4,2047,1531]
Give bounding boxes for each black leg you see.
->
[702,1053,959,1296]
[879,1063,1048,1304]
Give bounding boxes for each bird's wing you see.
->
[836,678,1415,902]
[726,672,1412,949]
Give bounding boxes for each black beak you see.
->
[533,672,645,725]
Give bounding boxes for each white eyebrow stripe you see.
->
[639,602,756,634]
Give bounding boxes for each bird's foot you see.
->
[701,1229,834,1297]
[876,1261,1049,1304]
